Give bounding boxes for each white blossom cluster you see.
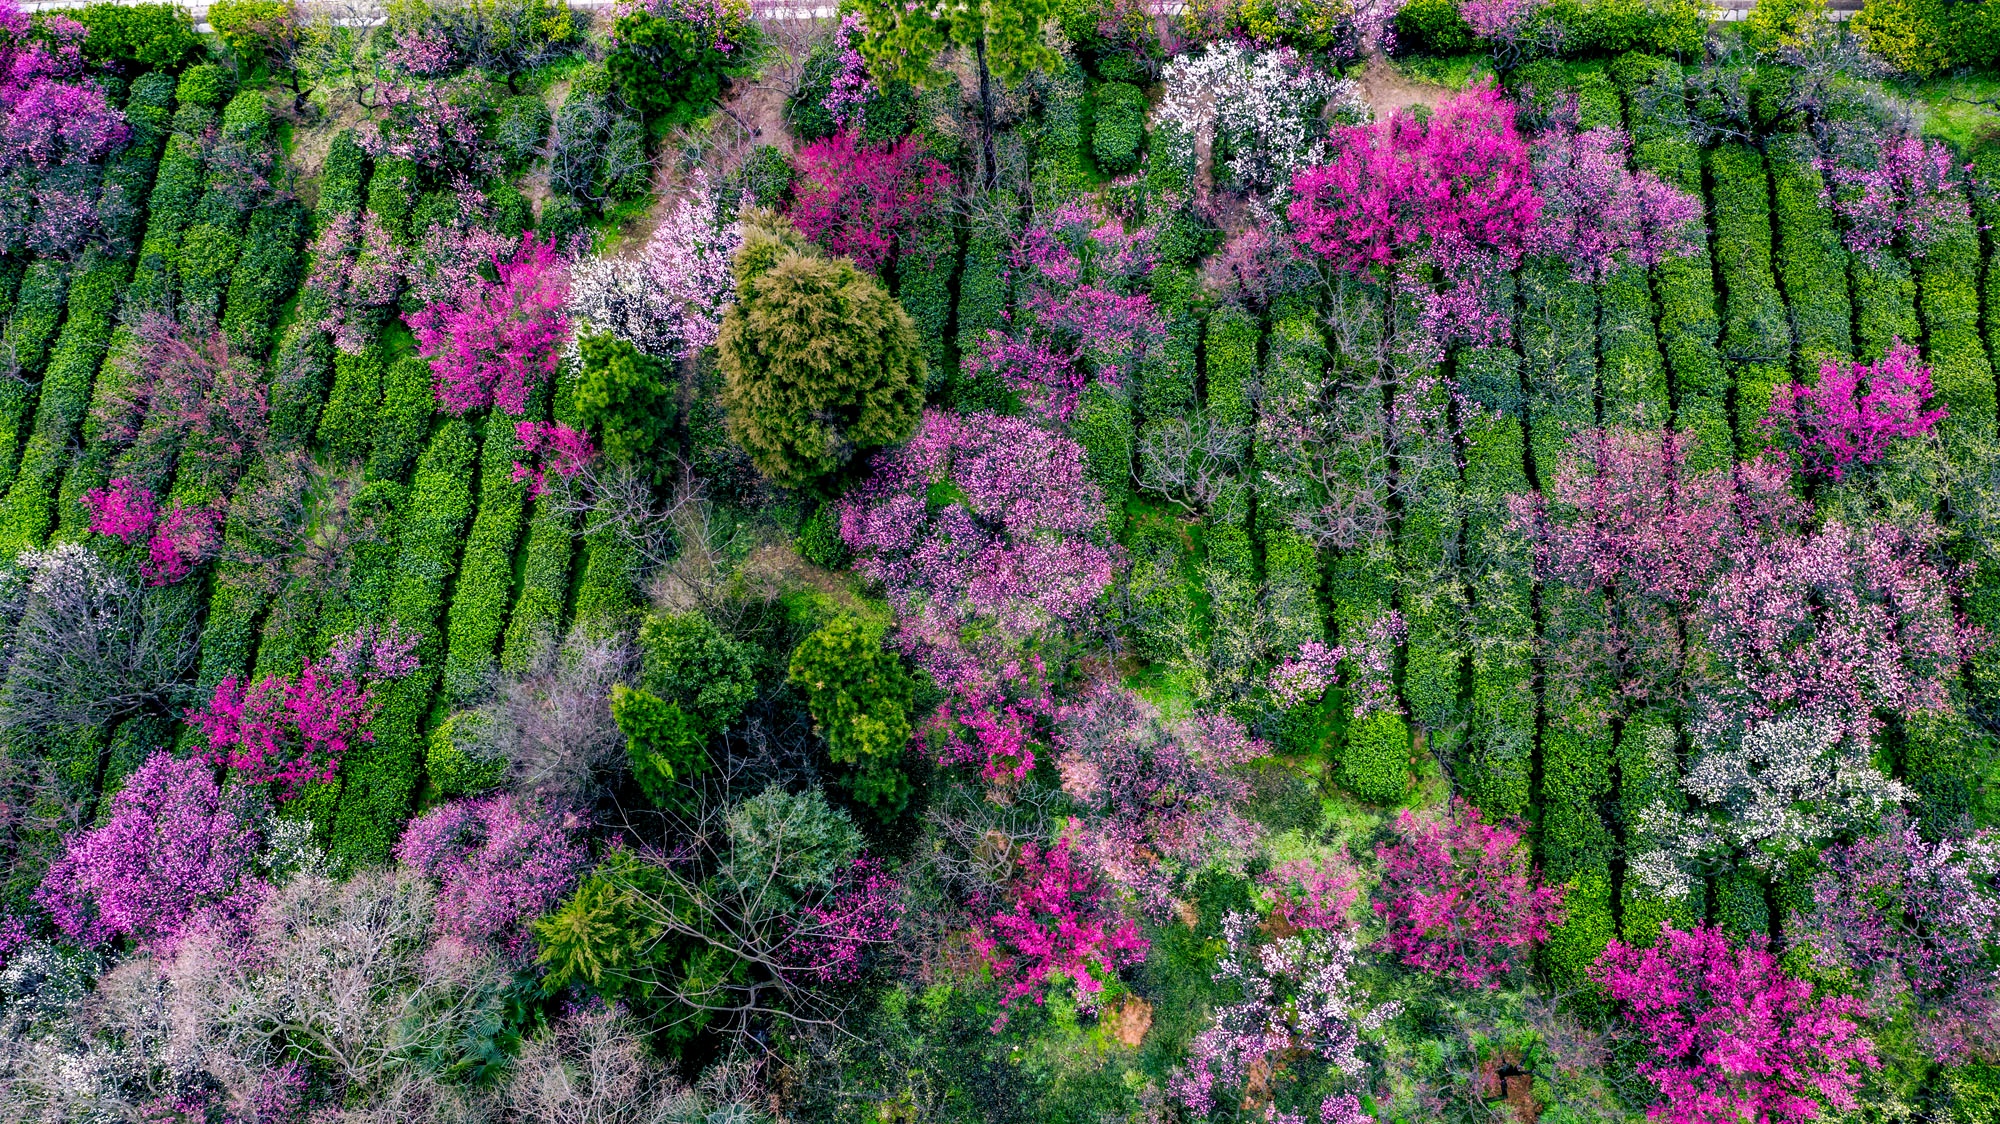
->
[567,171,742,362]
[1156,45,1369,193]
[1631,711,1913,900]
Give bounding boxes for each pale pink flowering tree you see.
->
[973,834,1149,1019]
[307,211,404,353]
[190,632,419,799]
[408,232,569,416]
[1261,856,1362,933]
[1289,83,1540,347]
[822,13,875,127]
[356,79,496,174]
[395,793,589,960]
[1528,123,1702,282]
[1269,639,1345,708]
[1372,798,1564,989]
[1794,821,2000,1065]
[382,25,456,76]
[402,184,519,308]
[95,311,269,483]
[1054,684,1264,917]
[35,750,267,953]
[840,410,1122,675]
[965,207,1163,421]
[1765,341,1944,481]
[567,173,740,361]
[511,420,598,498]
[1170,910,1394,1119]
[82,477,158,542]
[1825,132,1970,260]
[789,131,950,274]
[1594,924,1879,1124]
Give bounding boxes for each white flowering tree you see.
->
[567,171,740,362]
[1156,44,1368,199]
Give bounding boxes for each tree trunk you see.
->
[976,35,998,192]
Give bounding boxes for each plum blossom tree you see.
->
[1372,799,1565,989]
[1156,44,1364,197]
[0,4,130,258]
[81,477,157,542]
[1825,132,1970,260]
[1794,820,2000,1064]
[408,232,569,416]
[839,410,1121,682]
[35,751,267,953]
[1053,684,1264,916]
[1765,341,1944,481]
[973,835,1148,1019]
[95,311,269,484]
[788,131,949,274]
[1169,910,1395,1119]
[1527,122,1702,281]
[567,170,740,361]
[306,211,404,353]
[1594,924,1878,1124]
[395,793,590,960]
[511,420,598,498]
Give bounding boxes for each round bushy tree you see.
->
[576,332,675,469]
[718,213,924,489]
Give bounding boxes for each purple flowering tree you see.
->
[0,3,129,258]
[35,751,267,953]
[395,793,590,959]
[1528,122,1702,282]
[1825,132,1970,260]
[408,232,569,416]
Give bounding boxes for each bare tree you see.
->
[472,629,635,803]
[1135,410,1249,517]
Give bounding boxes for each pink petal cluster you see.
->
[822,13,876,128]
[974,835,1149,1018]
[1594,924,1879,1124]
[395,794,589,959]
[82,476,158,543]
[1261,857,1361,933]
[191,659,379,800]
[1765,340,1944,481]
[409,232,569,416]
[324,620,423,681]
[926,656,1054,783]
[789,131,951,274]
[1372,798,1564,989]
[382,25,456,76]
[1528,123,1702,282]
[356,79,496,174]
[511,420,597,497]
[35,751,267,953]
[0,1,128,256]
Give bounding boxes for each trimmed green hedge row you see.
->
[0,264,71,501]
[1916,198,1994,440]
[1618,714,1700,946]
[1850,254,1921,362]
[1767,134,1852,376]
[896,204,955,390]
[127,130,205,314]
[317,345,387,463]
[1124,510,1208,683]
[1033,59,1090,200]
[501,368,583,670]
[0,255,129,556]
[952,207,1012,390]
[441,409,533,705]
[1708,142,1792,452]
[1204,306,1257,435]
[1598,263,1668,428]
[1459,396,1534,819]
[100,72,177,253]
[328,419,477,866]
[1519,259,1598,476]
[270,131,371,450]
[1072,383,1132,533]
[221,199,306,358]
[365,354,436,483]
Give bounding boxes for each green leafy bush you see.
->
[612,684,711,808]
[789,615,915,815]
[74,3,201,73]
[173,62,231,109]
[719,214,924,490]
[723,784,862,900]
[638,611,759,734]
[1394,0,1474,54]
[1337,709,1411,804]
[1707,142,1791,451]
[488,95,552,171]
[1091,80,1145,174]
[608,0,758,124]
[426,712,508,797]
[577,333,675,469]
[797,500,849,569]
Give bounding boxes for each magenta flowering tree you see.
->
[1794,822,2000,1064]
[1594,924,1879,1124]
[356,79,496,174]
[788,131,949,274]
[1765,341,1944,481]
[925,655,1055,783]
[822,13,876,128]
[784,856,906,982]
[0,3,129,258]
[142,501,222,586]
[963,206,1163,420]
[974,835,1149,1017]
[840,410,1122,680]
[191,630,418,799]
[511,420,598,497]
[1288,83,1539,344]
[1261,856,1362,933]
[34,751,267,953]
[408,232,569,416]
[1527,122,1701,281]
[82,476,158,543]
[395,793,590,959]
[1054,683,1264,917]
[1826,132,1970,260]
[1372,798,1564,989]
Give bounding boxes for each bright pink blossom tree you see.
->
[35,751,266,952]
[785,856,905,982]
[0,4,129,257]
[925,655,1054,783]
[395,793,590,959]
[408,232,569,416]
[1594,924,1879,1124]
[82,477,157,542]
[788,131,950,274]
[1765,341,1944,481]
[1826,133,1970,260]
[1372,798,1564,989]
[974,835,1148,1018]
[511,420,597,497]
[143,502,221,586]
